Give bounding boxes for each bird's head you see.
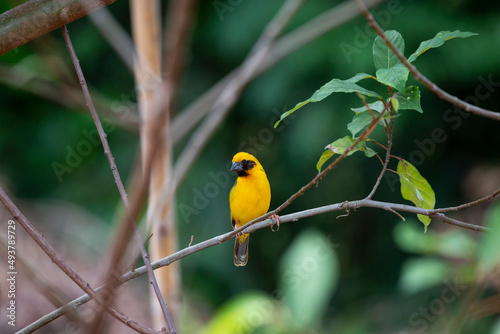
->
[230,152,263,177]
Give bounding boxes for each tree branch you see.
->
[432,188,500,213]
[128,0,178,331]
[229,100,390,237]
[353,0,500,121]
[171,0,385,143]
[163,0,197,114]
[61,26,174,333]
[366,100,394,199]
[18,188,496,333]
[23,99,390,333]
[0,0,118,55]
[0,186,159,334]
[430,213,490,232]
[88,6,135,73]
[170,0,305,194]
[0,63,140,131]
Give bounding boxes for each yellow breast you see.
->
[230,168,271,226]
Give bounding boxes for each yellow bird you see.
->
[229,152,271,266]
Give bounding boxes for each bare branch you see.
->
[18,189,496,333]
[0,186,159,334]
[354,0,500,121]
[0,237,84,324]
[61,26,174,333]
[170,0,305,193]
[431,213,490,232]
[0,0,118,55]
[0,63,140,131]
[230,101,390,237]
[163,0,198,114]
[128,0,178,331]
[366,100,394,199]
[172,0,385,143]
[88,7,135,73]
[432,188,500,213]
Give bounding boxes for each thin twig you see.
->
[0,237,83,324]
[387,207,405,221]
[354,0,500,121]
[129,0,178,330]
[229,99,390,239]
[163,0,197,114]
[0,64,140,130]
[0,186,159,334]
[61,26,174,333]
[89,7,135,73]
[432,188,500,213]
[170,0,305,194]
[367,139,387,151]
[366,100,395,199]
[171,0,385,144]
[18,190,497,333]
[431,213,490,232]
[469,293,500,320]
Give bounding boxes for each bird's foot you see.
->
[270,214,281,232]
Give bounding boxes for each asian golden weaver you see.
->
[229,152,271,266]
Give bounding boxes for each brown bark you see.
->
[0,0,118,55]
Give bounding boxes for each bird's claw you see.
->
[270,214,281,232]
[234,227,243,239]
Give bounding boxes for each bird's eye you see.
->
[241,159,247,164]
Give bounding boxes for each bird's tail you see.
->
[234,234,249,266]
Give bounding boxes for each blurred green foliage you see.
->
[1,0,500,333]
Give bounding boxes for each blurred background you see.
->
[1,0,500,333]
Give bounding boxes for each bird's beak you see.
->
[230,161,243,172]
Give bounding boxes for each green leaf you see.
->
[390,97,400,112]
[373,30,405,70]
[273,100,309,128]
[393,219,439,254]
[394,219,475,259]
[375,63,410,93]
[398,258,448,294]
[274,73,379,127]
[316,150,335,173]
[349,101,391,138]
[347,111,389,138]
[316,136,375,172]
[364,146,377,158]
[350,100,386,114]
[203,292,275,334]
[478,203,500,272]
[395,85,423,113]
[408,30,478,63]
[397,159,436,232]
[309,77,380,102]
[372,31,409,92]
[280,230,339,329]
[347,112,374,138]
